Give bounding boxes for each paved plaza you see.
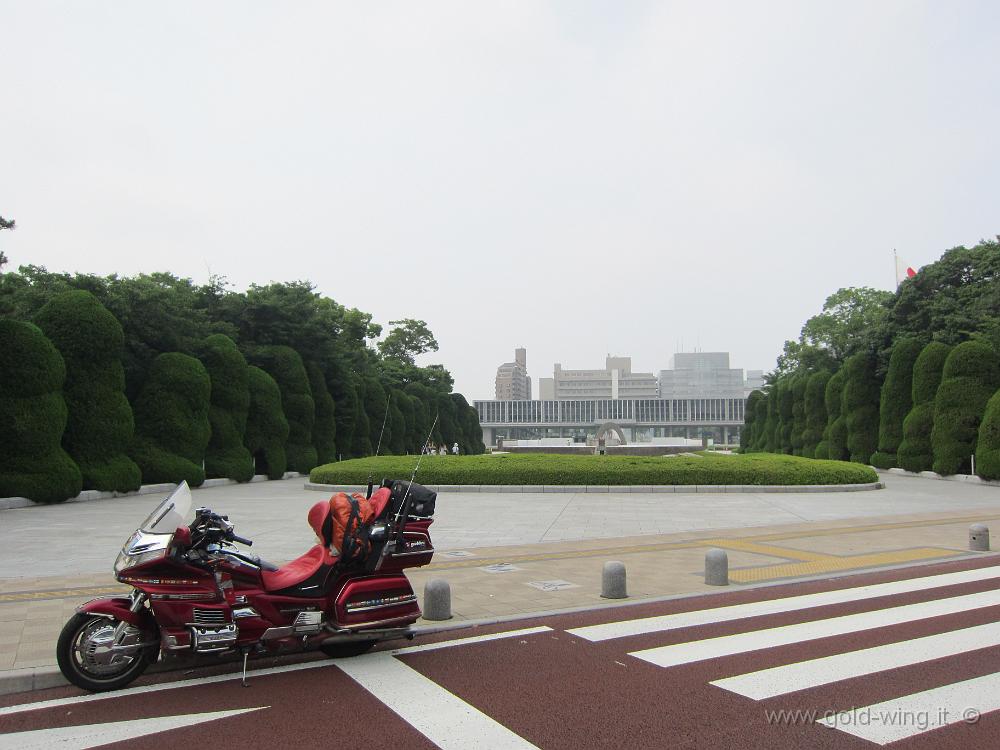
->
[1,472,999,689]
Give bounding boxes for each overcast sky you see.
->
[2,1,998,400]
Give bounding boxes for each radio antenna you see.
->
[366,392,392,498]
[393,413,438,540]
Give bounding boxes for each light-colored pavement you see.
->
[1,473,999,686]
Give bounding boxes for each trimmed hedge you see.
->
[245,365,289,479]
[0,319,83,502]
[762,387,779,452]
[129,352,211,486]
[871,337,922,469]
[33,290,141,492]
[801,371,831,458]
[821,368,848,461]
[898,341,951,473]
[198,334,254,482]
[742,390,764,452]
[777,379,794,454]
[842,352,880,464]
[931,341,1000,475]
[307,362,337,465]
[249,346,317,472]
[311,452,879,487]
[975,388,1000,481]
[751,392,768,451]
[790,376,808,456]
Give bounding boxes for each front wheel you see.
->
[320,639,377,658]
[57,613,155,692]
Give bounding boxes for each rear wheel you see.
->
[57,613,155,692]
[320,639,377,658]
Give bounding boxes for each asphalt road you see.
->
[4,557,1000,749]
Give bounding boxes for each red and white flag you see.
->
[895,253,917,287]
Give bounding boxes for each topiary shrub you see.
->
[898,341,952,472]
[777,379,794,454]
[742,390,764,452]
[931,341,1000,475]
[245,366,289,479]
[0,319,83,502]
[975,388,1000,480]
[248,346,317,473]
[751,393,768,451]
[821,368,848,460]
[33,290,141,492]
[801,371,831,458]
[307,362,337,464]
[871,338,923,469]
[129,352,211,486]
[842,352,881,464]
[762,387,779,452]
[198,334,253,482]
[790,376,808,456]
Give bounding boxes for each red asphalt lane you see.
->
[4,555,1000,749]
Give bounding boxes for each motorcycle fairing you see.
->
[78,597,155,630]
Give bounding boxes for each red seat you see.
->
[261,545,336,592]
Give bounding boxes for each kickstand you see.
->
[241,648,250,688]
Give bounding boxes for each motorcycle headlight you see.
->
[114,547,168,575]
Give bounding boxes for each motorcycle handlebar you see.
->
[229,533,253,547]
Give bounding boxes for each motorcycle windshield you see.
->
[139,481,194,534]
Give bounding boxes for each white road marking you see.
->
[631,588,1000,668]
[0,707,265,750]
[568,565,1000,642]
[712,621,1000,699]
[336,653,538,750]
[393,626,552,655]
[0,626,549,717]
[819,671,1000,745]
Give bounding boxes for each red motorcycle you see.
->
[56,478,436,692]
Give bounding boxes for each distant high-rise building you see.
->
[495,347,531,400]
[658,352,746,399]
[551,356,658,400]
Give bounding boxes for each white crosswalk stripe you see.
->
[567,565,1000,642]
[630,588,1000,668]
[712,621,1000,699]
[579,564,1000,745]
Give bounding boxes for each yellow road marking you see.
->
[729,547,965,583]
[699,538,833,562]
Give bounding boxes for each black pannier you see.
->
[382,479,437,518]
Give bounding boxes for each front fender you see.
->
[77,597,152,629]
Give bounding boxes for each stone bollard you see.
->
[705,548,729,586]
[601,561,628,599]
[970,524,991,552]
[423,578,452,620]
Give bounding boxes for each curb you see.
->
[0,474,307,511]
[304,481,885,494]
[4,549,994,697]
[881,468,1000,488]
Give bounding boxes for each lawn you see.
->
[309,452,878,486]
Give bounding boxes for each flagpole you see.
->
[892,248,898,290]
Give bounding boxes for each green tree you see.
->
[975,388,1000,480]
[378,319,439,365]
[789,376,808,456]
[898,342,952,472]
[742,390,763,452]
[801,371,831,458]
[842,352,881,464]
[248,346,317,473]
[751,393,768,451]
[931,341,1000,475]
[800,287,893,362]
[0,215,14,270]
[821,369,848,460]
[0,319,82,502]
[198,334,254,482]
[34,290,142,491]
[870,337,923,468]
[245,366,289,479]
[307,362,337,464]
[130,352,211,486]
